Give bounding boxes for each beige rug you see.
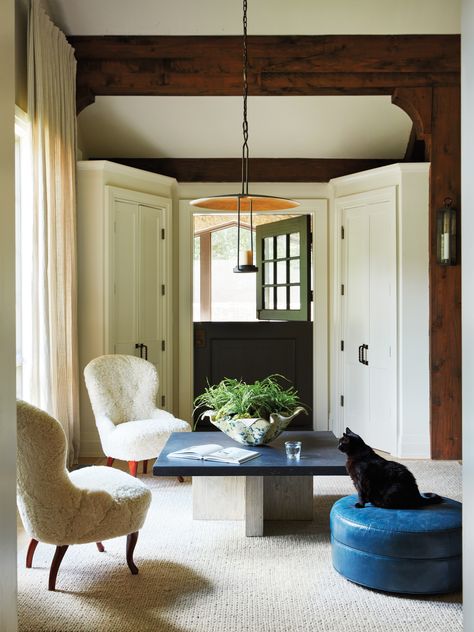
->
[18,460,462,632]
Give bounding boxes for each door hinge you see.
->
[161,284,165,296]
[161,228,165,239]
[310,289,314,302]
[341,340,344,351]
[161,395,166,407]
[341,284,345,296]
[341,226,345,239]
[340,395,344,407]
[161,340,165,351]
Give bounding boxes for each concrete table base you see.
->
[192,475,313,536]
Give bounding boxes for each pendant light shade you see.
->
[191,194,301,212]
[190,0,299,272]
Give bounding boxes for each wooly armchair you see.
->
[17,400,152,591]
[84,354,191,476]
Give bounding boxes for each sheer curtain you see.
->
[26,0,79,464]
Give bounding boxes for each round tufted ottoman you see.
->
[330,495,462,594]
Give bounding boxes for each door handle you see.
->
[135,343,148,360]
[358,344,369,365]
[362,344,369,366]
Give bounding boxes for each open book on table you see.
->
[167,443,259,464]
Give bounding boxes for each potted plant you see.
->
[193,374,306,446]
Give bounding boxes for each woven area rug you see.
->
[18,460,462,632]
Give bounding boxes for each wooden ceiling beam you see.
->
[69,35,460,110]
[91,157,399,182]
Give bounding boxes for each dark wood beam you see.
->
[429,86,461,459]
[69,35,459,109]
[93,157,399,182]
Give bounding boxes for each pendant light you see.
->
[190,0,300,273]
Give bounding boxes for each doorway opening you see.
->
[192,212,313,431]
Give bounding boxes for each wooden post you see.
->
[429,87,461,459]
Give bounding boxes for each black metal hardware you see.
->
[358,343,369,365]
[135,343,148,360]
[362,344,369,366]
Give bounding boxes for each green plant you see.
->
[193,374,306,427]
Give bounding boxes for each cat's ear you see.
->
[345,427,351,434]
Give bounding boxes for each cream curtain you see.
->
[26,0,79,464]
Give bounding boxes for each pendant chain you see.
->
[241,0,249,196]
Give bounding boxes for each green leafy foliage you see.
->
[194,374,306,426]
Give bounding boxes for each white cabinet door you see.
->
[341,187,397,453]
[138,204,166,402]
[109,190,169,408]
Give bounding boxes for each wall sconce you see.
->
[436,197,457,266]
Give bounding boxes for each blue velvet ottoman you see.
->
[330,495,462,594]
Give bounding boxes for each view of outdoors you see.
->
[193,224,256,321]
[193,214,303,322]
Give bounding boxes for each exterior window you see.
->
[14,107,32,398]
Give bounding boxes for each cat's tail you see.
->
[419,492,443,506]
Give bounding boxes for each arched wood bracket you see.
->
[392,87,433,161]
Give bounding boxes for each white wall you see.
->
[0,0,18,629]
[462,0,473,627]
[45,0,460,35]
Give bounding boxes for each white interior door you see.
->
[113,199,139,356]
[139,204,166,404]
[341,188,397,453]
[111,197,167,405]
[342,211,371,441]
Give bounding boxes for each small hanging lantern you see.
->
[436,197,457,266]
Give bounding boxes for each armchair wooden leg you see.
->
[26,538,39,568]
[126,532,139,575]
[49,545,69,591]
[96,542,105,552]
[143,459,148,474]
[106,457,115,467]
[128,461,138,477]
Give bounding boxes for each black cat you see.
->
[338,428,442,509]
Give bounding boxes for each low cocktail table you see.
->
[153,431,347,536]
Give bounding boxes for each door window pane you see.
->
[277,260,287,284]
[263,286,273,310]
[277,286,287,310]
[290,258,300,284]
[289,232,300,257]
[290,286,301,310]
[264,262,273,284]
[264,237,274,260]
[277,234,287,259]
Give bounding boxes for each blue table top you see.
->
[153,431,348,476]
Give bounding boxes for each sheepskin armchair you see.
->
[84,354,191,476]
[17,400,152,591]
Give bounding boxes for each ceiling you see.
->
[45,0,460,162]
[78,96,412,160]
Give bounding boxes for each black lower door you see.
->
[193,321,313,430]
